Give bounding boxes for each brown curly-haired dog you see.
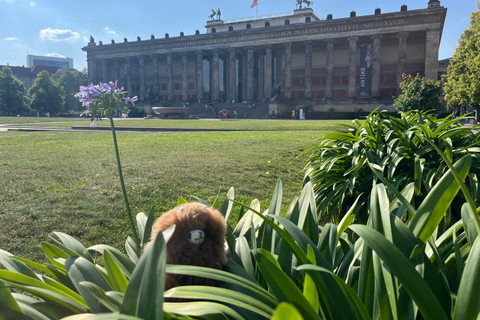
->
[145,202,227,291]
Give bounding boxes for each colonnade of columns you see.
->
[89,30,440,102]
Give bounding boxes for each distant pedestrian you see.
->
[272,110,276,119]
[292,110,296,120]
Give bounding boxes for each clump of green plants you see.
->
[303,110,480,226]
[1,169,480,319]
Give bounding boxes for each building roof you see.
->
[0,64,62,80]
[30,65,62,76]
[0,65,31,78]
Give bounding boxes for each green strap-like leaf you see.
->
[78,282,122,313]
[164,301,245,320]
[65,257,112,313]
[235,236,255,278]
[350,225,448,320]
[87,245,135,277]
[272,302,304,320]
[296,264,372,320]
[254,250,321,320]
[61,313,144,320]
[120,228,166,320]
[0,280,28,320]
[165,285,274,319]
[53,232,93,263]
[409,155,471,244]
[165,264,276,305]
[104,250,129,293]
[454,236,480,320]
[303,246,320,314]
[0,270,88,313]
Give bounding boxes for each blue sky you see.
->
[0,0,476,71]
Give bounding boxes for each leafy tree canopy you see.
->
[0,66,29,115]
[393,73,442,114]
[443,3,480,117]
[52,66,88,111]
[28,70,66,115]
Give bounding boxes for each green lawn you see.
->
[0,124,333,262]
[0,116,84,124]
[0,116,353,131]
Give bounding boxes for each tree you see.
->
[393,73,443,114]
[0,67,28,115]
[28,70,66,115]
[443,3,480,122]
[52,66,88,111]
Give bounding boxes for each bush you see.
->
[394,74,443,114]
[303,110,480,225]
[1,173,480,319]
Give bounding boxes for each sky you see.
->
[0,0,477,71]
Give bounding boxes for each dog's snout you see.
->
[187,229,205,244]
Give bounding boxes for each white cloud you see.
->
[104,27,116,34]
[5,37,18,41]
[40,28,80,42]
[30,1,35,5]
[46,53,66,58]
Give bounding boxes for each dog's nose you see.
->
[187,229,205,244]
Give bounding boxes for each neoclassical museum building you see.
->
[82,0,446,113]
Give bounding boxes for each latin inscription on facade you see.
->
[98,18,406,55]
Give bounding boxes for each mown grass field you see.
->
[0,118,347,263]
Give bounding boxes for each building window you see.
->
[229,26,233,31]
[284,19,290,25]
[265,21,270,27]
[211,28,216,33]
[305,17,311,22]
[246,24,251,29]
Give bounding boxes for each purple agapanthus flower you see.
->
[75,81,138,118]
[80,108,92,117]
[123,96,138,106]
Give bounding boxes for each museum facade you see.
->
[82,0,446,111]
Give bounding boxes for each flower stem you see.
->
[109,116,140,246]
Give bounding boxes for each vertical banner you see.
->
[359,44,372,97]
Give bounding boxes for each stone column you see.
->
[101,59,108,83]
[139,56,145,101]
[397,32,409,90]
[211,49,220,101]
[284,42,292,99]
[113,58,120,83]
[229,49,236,101]
[425,30,441,80]
[167,53,173,101]
[181,52,188,101]
[371,35,383,98]
[87,58,96,84]
[125,57,132,97]
[264,45,273,99]
[246,46,254,101]
[347,37,358,99]
[325,39,335,99]
[196,51,203,101]
[304,40,313,100]
[152,54,160,95]
[258,53,265,101]
[241,54,247,101]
